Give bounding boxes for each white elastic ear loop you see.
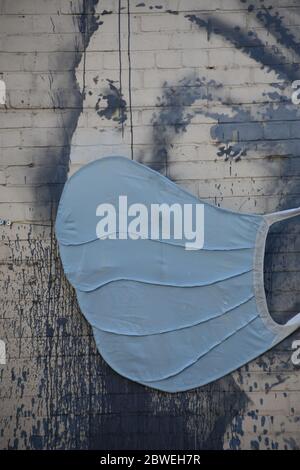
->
[264,206,300,226]
[264,206,300,332]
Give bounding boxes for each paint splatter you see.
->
[95,79,127,125]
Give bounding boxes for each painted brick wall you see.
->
[0,0,300,450]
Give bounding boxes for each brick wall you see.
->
[0,0,300,450]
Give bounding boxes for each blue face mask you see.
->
[56,156,300,392]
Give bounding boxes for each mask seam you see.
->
[92,313,259,384]
[85,294,255,336]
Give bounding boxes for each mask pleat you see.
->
[55,156,281,392]
[76,272,254,335]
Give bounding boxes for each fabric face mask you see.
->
[56,156,300,392]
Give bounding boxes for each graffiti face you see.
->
[59,0,300,450]
[3,0,298,451]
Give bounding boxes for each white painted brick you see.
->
[0,170,6,185]
[0,130,22,147]
[23,52,54,72]
[99,12,141,34]
[84,52,104,71]
[2,0,62,14]
[271,416,300,434]
[0,53,25,72]
[88,32,126,52]
[0,15,80,34]
[0,202,26,220]
[86,0,183,15]
[182,49,209,67]
[141,13,191,32]
[103,51,155,70]
[289,392,300,414]
[0,185,54,203]
[7,90,80,109]
[85,69,144,91]
[0,34,80,53]
[156,50,182,68]
[130,32,170,51]
[5,165,67,185]
[63,0,117,15]
[169,31,208,49]
[0,110,32,129]
[142,68,206,88]
[0,147,64,166]
[247,392,290,416]
[167,158,294,181]
[178,0,222,11]
[197,177,299,198]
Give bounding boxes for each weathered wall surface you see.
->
[0,0,300,450]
